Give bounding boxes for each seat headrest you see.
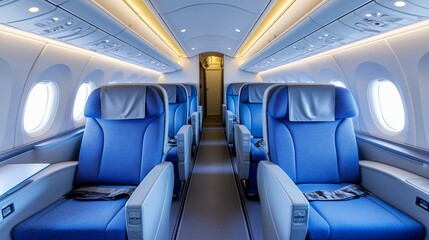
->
[184,84,197,97]
[159,84,187,103]
[85,85,165,119]
[227,82,244,96]
[240,83,273,103]
[268,85,358,121]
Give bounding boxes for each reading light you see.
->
[124,0,185,57]
[394,1,406,7]
[28,7,40,13]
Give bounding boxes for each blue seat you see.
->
[234,83,273,196]
[13,84,174,240]
[223,82,245,144]
[159,84,192,196]
[184,83,200,147]
[258,84,425,239]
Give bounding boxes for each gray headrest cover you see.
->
[100,86,146,120]
[288,84,335,122]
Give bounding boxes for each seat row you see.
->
[12,83,201,240]
[223,82,425,239]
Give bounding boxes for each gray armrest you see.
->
[225,110,235,144]
[360,160,429,229]
[126,162,174,240]
[198,106,203,130]
[222,104,226,123]
[258,161,309,240]
[234,124,251,179]
[0,162,77,240]
[191,111,200,145]
[176,125,193,181]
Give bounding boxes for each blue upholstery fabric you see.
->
[14,196,128,240]
[239,83,272,195]
[265,85,424,239]
[14,85,167,240]
[267,86,359,184]
[226,83,244,117]
[299,184,424,240]
[166,147,182,195]
[239,83,273,136]
[159,85,188,137]
[185,84,198,117]
[159,84,188,196]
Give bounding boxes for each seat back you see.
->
[75,84,168,186]
[238,83,273,138]
[225,82,245,117]
[159,84,188,138]
[264,84,359,184]
[184,83,198,118]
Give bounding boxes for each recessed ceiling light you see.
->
[365,13,372,18]
[235,28,241,33]
[394,1,406,7]
[28,7,40,13]
[53,17,59,21]
[180,29,186,33]
[191,47,196,50]
[228,47,231,50]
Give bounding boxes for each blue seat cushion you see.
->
[298,183,425,240]
[165,147,181,196]
[13,198,128,240]
[246,138,267,195]
[250,138,266,163]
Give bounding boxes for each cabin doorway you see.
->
[199,53,224,117]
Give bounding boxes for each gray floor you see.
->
[175,116,250,240]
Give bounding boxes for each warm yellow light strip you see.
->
[236,0,296,57]
[124,0,185,57]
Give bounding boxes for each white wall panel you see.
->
[333,41,414,146]
[0,31,45,153]
[224,56,261,85]
[159,57,198,84]
[387,26,429,150]
[15,45,91,147]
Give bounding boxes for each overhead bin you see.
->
[240,17,320,71]
[310,0,371,25]
[241,0,429,73]
[0,0,181,73]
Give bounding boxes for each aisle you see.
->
[175,116,249,240]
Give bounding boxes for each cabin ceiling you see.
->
[146,0,272,58]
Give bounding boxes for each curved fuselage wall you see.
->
[0,26,161,154]
[260,20,429,153]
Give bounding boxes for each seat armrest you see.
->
[126,162,174,240]
[222,104,226,123]
[258,161,309,240]
[234,124,251,179]
[198,106,203,130]
[0,162,77,240]
[225,110,235,144]
[191,111,200,146]
[176,125,193,181]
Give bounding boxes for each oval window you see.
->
[369,79,405,133]
[23,81,58,136]
[73,82,94,123]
